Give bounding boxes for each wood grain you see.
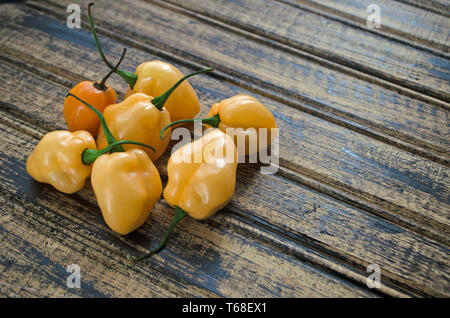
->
[0,119,381,298]
[0,4,449,296]
[2,4,448,242]
[166,0,450,103]
[29,0,450,164]
[294,0,450,52]
[396,0,450,17]
[0,0,448,297]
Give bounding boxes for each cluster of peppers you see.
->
[26,3,277,261]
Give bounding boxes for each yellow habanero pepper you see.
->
[128,129,237,261]
[88,3,205,122]
[26,94,157,195]
[26,130,96,194]
[69,94,160,235]
[96,93,170,162]
[125,61,203,122]
[91,148,162,235]
[96,68,212,162]
[160,94,277,156]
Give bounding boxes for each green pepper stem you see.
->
[160,114,220,139]
[127,206,188,262]
[151,67,213,111]
[88,3,137,89]
[93,47,127,91]
[82,140,156,165]
[66,93,123,152]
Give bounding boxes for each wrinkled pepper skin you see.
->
[164,129,238,220]
[64,81,116,137]
[97,93,171,162]
[91,148,162,235]
[126,61,200,122]
[206,94,277,155]
[26,130,96,194]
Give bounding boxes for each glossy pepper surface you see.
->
[161,94,277,156]
[91,148,162,235]
[67,93,161,235]
[96,93,171,162]
[126,61,202,122]
[64,81,117,137]
[88,3,205,123]
[164,129,238,220]
[128,129,237,262]
[26,130,96,194]
[27,93,155,195]
[97,68,212,161]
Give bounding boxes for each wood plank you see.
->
[396,0,450,17]
[0,120,379,298]
[0,24,449,296]
[0,203,177,298]
[26,0,450,164]
[166,0,450,103]
[293,0,450,52]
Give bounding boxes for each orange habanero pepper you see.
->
[64,7,129,137]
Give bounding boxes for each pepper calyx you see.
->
[151,67,213,111]
[88,3,137,89]
[160,114,220,139]
[117,69,138,89]
[82,140,157,165]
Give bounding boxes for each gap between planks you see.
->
[394,0,450,18]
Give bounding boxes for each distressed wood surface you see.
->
[32,0,450,164]
[167,0,450,103]
[0,0,449,297]
[293,0,450,52]
[396,0,450,18]
[16,1,449,240]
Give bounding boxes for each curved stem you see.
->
[127,206,188,262]
[66,93,123,152]
[82,140,156,165]
[151,67,213,111]
[94,47,127,91]
[88,3,137,88]
[160,114,220,139]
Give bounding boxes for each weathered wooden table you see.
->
[0,0,449,297]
